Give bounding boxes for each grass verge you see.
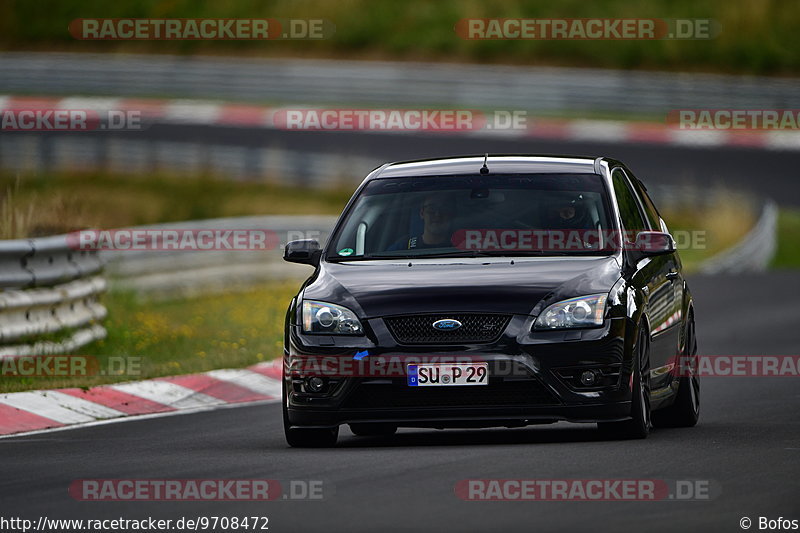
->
[0,281,297,394]
[771,208,800,268]
[1,0,798,75]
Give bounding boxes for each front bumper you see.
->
[288,403,632,428]
[284,315,635,428]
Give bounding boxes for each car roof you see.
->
[374,155,607,179]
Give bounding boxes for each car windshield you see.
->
[326,173,616,260]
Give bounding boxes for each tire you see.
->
[598,323,651,439]
[282,381,339,448]
[652,314,700,428]
[349,423,398,437]
[285,424,339,448]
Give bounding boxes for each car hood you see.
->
[302,256,621,318]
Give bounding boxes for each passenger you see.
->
[546,194,594,230]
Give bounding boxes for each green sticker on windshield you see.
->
[338,248,354,256]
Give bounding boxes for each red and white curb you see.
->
[0,360,283,438]
[2,95,800,151]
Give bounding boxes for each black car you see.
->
[282,155,699,447]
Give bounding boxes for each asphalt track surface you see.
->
[2,133,799,533]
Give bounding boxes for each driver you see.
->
[389,193,456,250]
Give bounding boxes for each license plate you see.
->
[407,363,488,386]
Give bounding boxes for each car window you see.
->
[611,168,648,235]
[624,169,661,230]
[326,173,616,259]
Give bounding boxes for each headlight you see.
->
[301,300,363,334]
[534,294,608,330]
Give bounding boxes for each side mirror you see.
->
[284,239,321,266]
[628,231,675,261]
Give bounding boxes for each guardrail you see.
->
[0,235,107,357]
[1,52,798,114]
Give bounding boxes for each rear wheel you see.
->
[349,423,398,437]
[652,314,700,428]
[598,324,651,439]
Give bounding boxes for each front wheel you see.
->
[282,381,339,447]
[284,424,339,448]
[598,324,651,439]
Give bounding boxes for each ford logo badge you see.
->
[432,319,462,331]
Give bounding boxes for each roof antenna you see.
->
[480,153,489,174]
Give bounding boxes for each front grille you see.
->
[384,313,511,345]
[342,378,560,409]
